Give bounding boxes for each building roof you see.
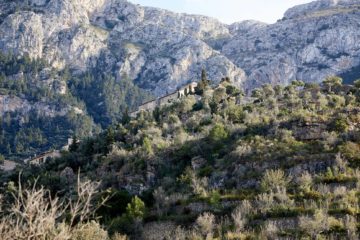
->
[25,150,60,164]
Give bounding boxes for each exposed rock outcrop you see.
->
[1,0,359,102]
[221,0,360,89]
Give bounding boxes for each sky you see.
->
[129,0,314,24]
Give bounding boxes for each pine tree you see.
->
[121,107,131,125]
[195,69,210,95]
[69,135,79,152]
[323,76,343,93]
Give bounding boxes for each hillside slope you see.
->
[5,77,360,239]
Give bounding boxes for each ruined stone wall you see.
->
[139,100,158,112]
[158,92,178,107]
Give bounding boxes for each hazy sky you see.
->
[129,0,314,24]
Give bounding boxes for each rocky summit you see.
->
[0,0,359,95]
[221,0,360,89]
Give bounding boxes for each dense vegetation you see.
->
[2,75,360,239]
[0,52,152,159]
[68,71,153,127]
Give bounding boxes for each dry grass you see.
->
[0,174,116,240]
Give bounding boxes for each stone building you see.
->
[130,82,198,117]
[178,82,198,97]
[138,99,158,112]
[24,150,61,165]
[158,92,179,107]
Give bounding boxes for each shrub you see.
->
[213,87,227,103]
[72,221,108,240]
[354,79,360,88]
[262,84,275,97]
[323,76,343,92]
[107,215,134,235]
[328,95,346,108]
[208,190,221,207]
[226,105,245,124]
[260,169,290,192]
[256,192,275,214]
[196,212,215,239]
[111,233,129,240]
[179,95,196,113]
[190,171,209,197]
[344,215,357,239]
[226,85,242,96]
[231,200,252,232]
[297,171,313,192]
[299,209,330,238]
[142,137,153,155]
[261,221,278,239]
[171,226,187,240]
[153,187,168,216]
[0,175,107,240]
[331,116,350,132]
[208,124,229,143]
[339,142,360,166]
[126,196,146,220]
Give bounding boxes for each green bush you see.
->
[126,196,146,220]
[208,190,221,207]
[208,124,229,143]
[331,117,349,132]
[339,141,360,167]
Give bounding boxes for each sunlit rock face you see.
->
[1,0,360,94]
[0,0,245,96]
[221,0,360,89]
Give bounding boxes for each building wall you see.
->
[178,82,198,98]
[130,110,139,118]
[28,151,61,165]
[139,100,157,112]
[131,82,198,116]
[158,92,178,107]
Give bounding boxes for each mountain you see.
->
[220,0,360,89]
[0,0,246,96]
[1,0,360,159]
[1,0,360,93]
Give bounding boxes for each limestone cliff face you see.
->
[0,0,359,96]
[221,0,360,89]
[0,94,80,118]
[0,0,245,96]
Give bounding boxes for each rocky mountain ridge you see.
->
[1,0,359,95]
[221,0,360,89]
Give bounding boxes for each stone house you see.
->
[130,82,198,117]
[24,150,61,165]
[178,82,198,97]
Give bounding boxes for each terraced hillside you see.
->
[2,76,360,239]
